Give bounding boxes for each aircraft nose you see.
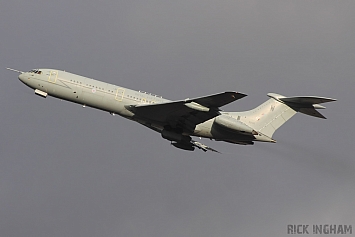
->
[18,73,26,82]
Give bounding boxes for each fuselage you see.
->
[19,69,167,115]
[18,68,281,146]
[14,68,335,151]
[18,69,218,138]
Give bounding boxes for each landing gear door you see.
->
[115,87,125,101]
[48,70,58,83]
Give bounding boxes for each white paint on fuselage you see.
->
[18,69,282,145]
[18,69,218,139]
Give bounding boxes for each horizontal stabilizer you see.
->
[279,96,336,105]
[298,107,326,119]
[268,94,336,119]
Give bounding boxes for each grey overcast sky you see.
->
[1,1,354,236]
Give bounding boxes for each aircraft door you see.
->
[115,87,125,101]
[48,70,58,83]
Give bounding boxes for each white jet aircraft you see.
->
[8,68,336,152]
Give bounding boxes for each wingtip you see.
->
[228,91,247,99]
[238,92,248,98]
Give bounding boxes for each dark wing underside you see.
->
[279,96,336,119]
[279,96,336,104]
[126,91,246,133]
[126,91,246,153]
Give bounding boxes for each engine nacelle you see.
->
[214,115,258,135]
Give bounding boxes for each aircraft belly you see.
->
[211,121,255,142]
[45,81,83,104]
[82,90,103,107]
[102,97,129,115]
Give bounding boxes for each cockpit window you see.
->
[29,69,42,74]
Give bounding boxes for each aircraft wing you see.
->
[126,91,246,133]
[188,91,247,108]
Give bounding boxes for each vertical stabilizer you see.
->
[229,93,336,138]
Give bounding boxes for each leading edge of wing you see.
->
[133,91,247,110]
[186,91,247,108]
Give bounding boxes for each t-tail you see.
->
[229,93,336,140]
